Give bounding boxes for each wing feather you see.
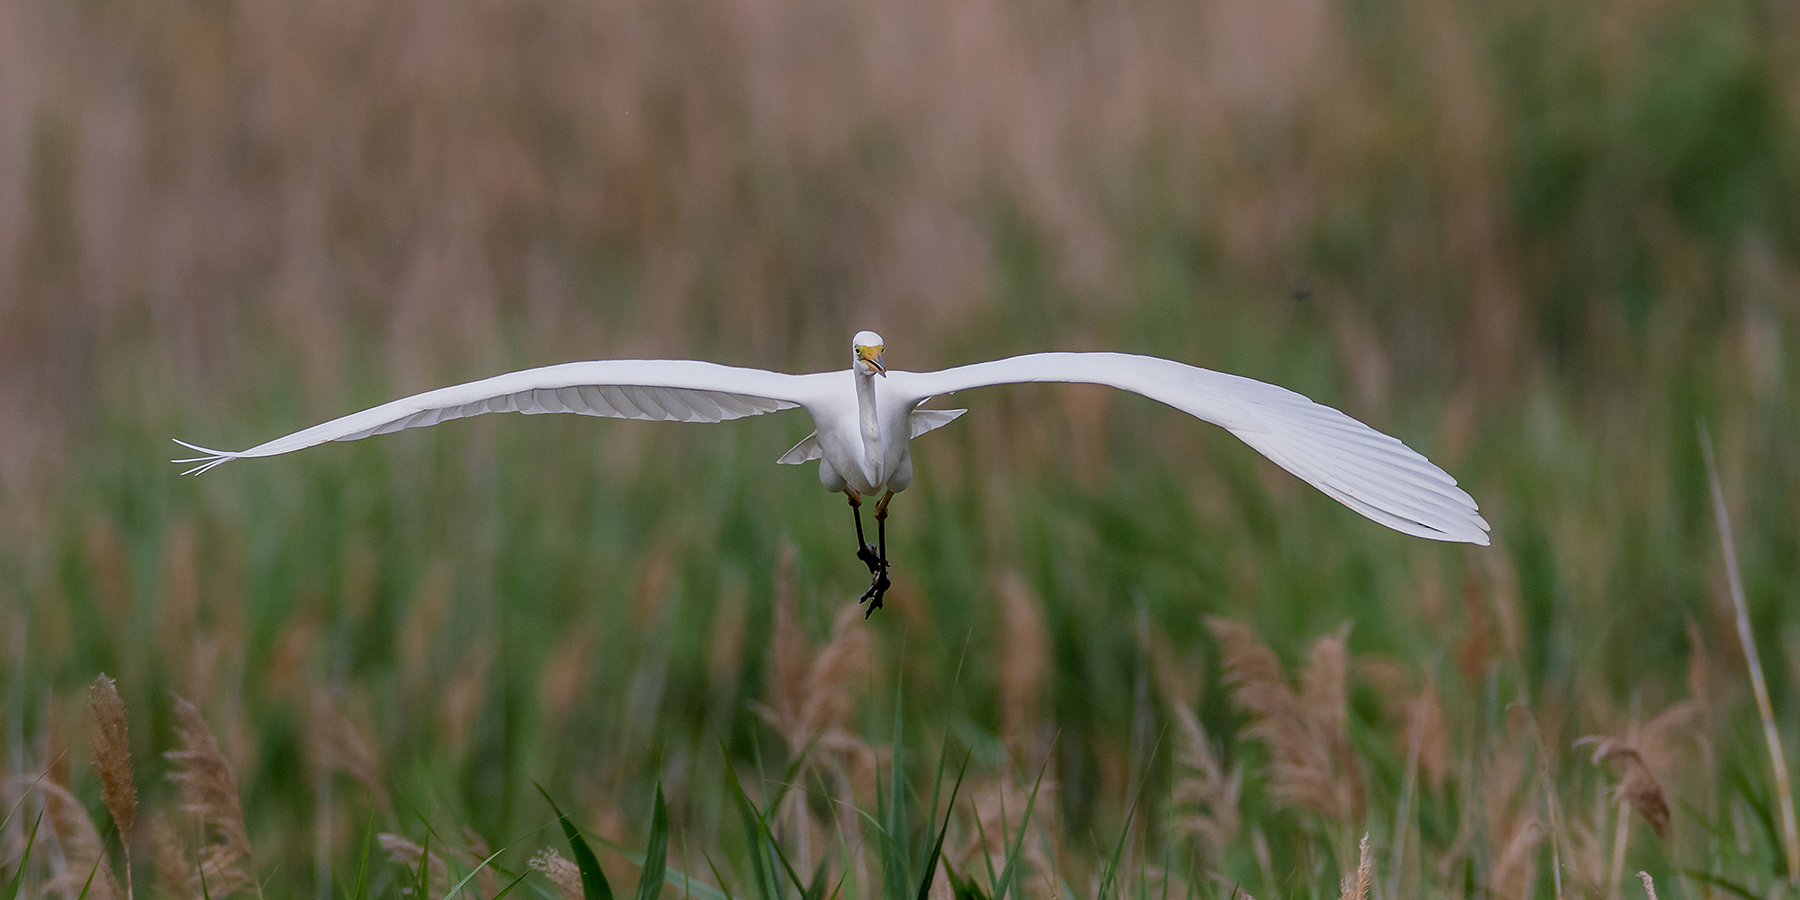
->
[176,359,822,473]
[890,352,1488,545]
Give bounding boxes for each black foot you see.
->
[856,543,885,573]
[859,568,892,616]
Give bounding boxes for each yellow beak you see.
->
[858,345,887,376]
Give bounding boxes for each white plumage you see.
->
[179,330,1489,598]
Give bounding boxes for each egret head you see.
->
[853,331,886,377]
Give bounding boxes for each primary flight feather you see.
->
[178,330,1489,611]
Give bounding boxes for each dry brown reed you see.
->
[528,848,584,900]
[1469,705,1541,900]
[1168,700,1240,864]
[88,673,136,900]
[1339,833,1372,900]
[378,832,449,897]
[1206,618,1363,825]
[148,813,190,897]
[88,676,136,839]
[955,772,1058,900]
[439,637,493,764]
[766,539,808,743]
[757,546,877,880]
[162,694,258,898]
[306,689,389,815]
[460,830,499,899]
[3,0,1695,509]
[1488,817,1544,900]
[996,571,1049,763]
[1360,661,1450,792]
[1574,738,1670,841]
[762,599,875,767]
[1,775,123,899]
[1359,658,1451,899]
[798,606,873,747]
[1702,430,1800,879]
[707,579,750,704]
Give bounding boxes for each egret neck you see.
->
[855,363,882,488]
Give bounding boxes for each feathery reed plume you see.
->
[1701,428,1799,879]
[1207,618,1363,824]
[2,776,123,899]
[89,673,137,900]
[1638,870,1658,900]
[1481,550,1523,667]
[1574,738,1669,840]
[1559,816,1606,891]
[1637,699,1703,789]
[757,580,874,878]
[1489,817,1543,900]
[798,605,872,745]
[439,637,492,763]
[1685,619,1714,730]
[1359,659,1450,791]
[89,678,136,827]
[996,572,1050,762]
[767,539,807,734]
[955,772,1058,898]
[539,623,596,732]
[1456,567,1493,685]
[306,689,389,814]
[1340,833,1372,900]
[163,694,257,897]
[379,833,451,897]
[760,593,874,762]
[458,830,499,899]
[1359,657,1450,898]
[1169,700,1240,862]
[529,849,584,900]
[147,813,191,897]
[707,579,749,703]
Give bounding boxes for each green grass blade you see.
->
[414,828,433,899]
[1729,763,1783,870]
[722,746,782,900]
[538,783,616,900]
[880,678,909,900]
[344,805,377,900]
[4,812,43,900]
[1677,870,1764,900]
[972,812,997,890]
[634,784,670,900]
[802,856,830,900]
[702,852,738,900]
[912,750,972,900]
[1096,725,1163,900]
[444,839,512,899]
[585,832,736,900]
[73,842,104,900]
[942,860,989,900]
[990,756,1049,900]
[490,870,533,900]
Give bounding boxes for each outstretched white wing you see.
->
[176,359,829,475]
[890,353,1489,545]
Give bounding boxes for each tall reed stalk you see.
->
[1701,426,1799,880]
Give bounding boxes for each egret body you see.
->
[178,331,1489,611]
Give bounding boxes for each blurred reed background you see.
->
[2,0,1798,896]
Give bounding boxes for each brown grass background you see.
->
[3,0,1799,896]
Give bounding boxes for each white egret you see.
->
[177,330,1489,612]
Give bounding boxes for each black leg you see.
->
[847,491,883,573]
[860,491,894,615]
